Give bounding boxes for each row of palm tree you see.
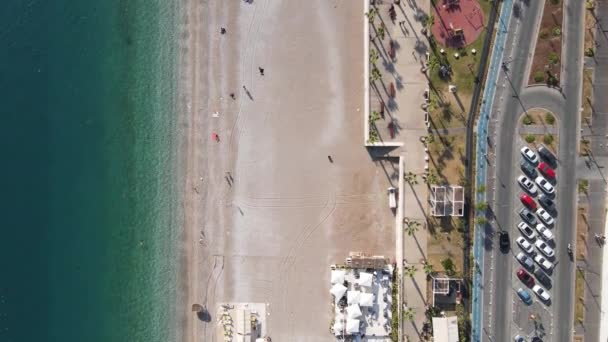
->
[404,171,439,186]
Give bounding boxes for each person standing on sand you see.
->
[258,67,264,76]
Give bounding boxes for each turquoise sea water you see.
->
[0,1,180,341]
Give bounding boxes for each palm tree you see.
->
[370,65,382,82]
[404,219,420,236]
[425,172,439,185]
[369,110,381,123]
[370,49,379,65]
[377,24,386,41]
[365,7,377,24]
[403,307,415,321]
[405,265,417,278]
[405,171,418,185]
[423,262,433,276]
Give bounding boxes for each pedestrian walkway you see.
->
[517,124,558,135]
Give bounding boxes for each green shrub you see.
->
[550,0,561,5]
[545,112,556,125]
[523,115,534,125]
[534,71,545,83]
[548,52,559,64]
[539,30,549,39]
[441,258,456,276]
[525,134,536,143]
[543,134,554,145]
[585,48,595,57]
[552,27,562,36]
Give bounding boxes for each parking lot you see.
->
[502,138,560,341]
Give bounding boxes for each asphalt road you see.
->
[481,0,585,341]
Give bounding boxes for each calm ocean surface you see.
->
[0,1,180,341]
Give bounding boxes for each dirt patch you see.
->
[582,68,593,127]
[528,0,563,85]
[428,134,466,185]
[575,269,585,324]
[585,5,597,54]
[576,205,589,261]
[427,216,465,277]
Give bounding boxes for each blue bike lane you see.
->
[472,0,514,341]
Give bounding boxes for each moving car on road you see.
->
[519,208,538,226]
[517,268,535,287]
[499,231,510,251]
[520,194,537,209]
[538,194,556,213]
[535,176,555,195]
[536,208,555,226]
[532,285,551,302]
[535,240,555,258]
[517,288,533,305]
[518,175,538,195]
[538,162,556,180]
[535,224,554,241]
[517,236,535,254]
[517,252,535,270]
[517,222,536,240]
[535,255,554,271]
[521,146,539,164]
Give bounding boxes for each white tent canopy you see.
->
[358,272,373,287]
[346,319,360,334]
[347,304,362,319]
[333,320,344,336]
[331,270,346,284]
[330,283,347,300]
[359,292,374,307]
[347,290,361,305]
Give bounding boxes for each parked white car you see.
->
[518,175,538,195]
[533,285,551,302]
[516,236,534,254]
[521,146,539,164]
[535,176,555,195]
[534,255,554,271]
[535,224,554,241]
[536,208,555,226]
[535,240,555,258]
[517,222,536,240]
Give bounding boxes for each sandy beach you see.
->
[176,1,397,341]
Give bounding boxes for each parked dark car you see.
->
[534,268,552,288]
[521,161,537,177]
[538,194,556,213]
[519,207,538,225]
[538,145,557,167]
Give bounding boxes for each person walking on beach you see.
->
[258,67,264,76]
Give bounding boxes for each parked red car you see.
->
[517,268,535,287]
[538,162,556,179]
[520,193,537,210]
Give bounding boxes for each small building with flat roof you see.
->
[432,316,459,342]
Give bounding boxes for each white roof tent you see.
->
[330,283,347,301]
[432,316,459,342]
[331,270,346,284]
[431,186,446,216]
[358,272,373,288]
